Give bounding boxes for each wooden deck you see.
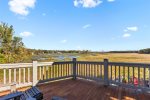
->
[37,79,150,100]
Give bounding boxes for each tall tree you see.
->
[0,22,13,54]
[12,36,24,53]
[0,22,30,63]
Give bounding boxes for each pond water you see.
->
[54,55,80,60]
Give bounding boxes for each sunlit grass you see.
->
[77,53,150,63]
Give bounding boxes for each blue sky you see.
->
[0,0,150,51]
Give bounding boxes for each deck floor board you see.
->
[37,79,150,100]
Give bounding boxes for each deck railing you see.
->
[0,58,150,93]
[0,62,53,92]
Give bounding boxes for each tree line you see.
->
[139,48,150,54]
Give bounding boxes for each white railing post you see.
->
[33,61,38,86]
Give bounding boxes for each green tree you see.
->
[0,22,13,53]
[12,36,24,54]
[0,22,13,62]
[0,22,32,63]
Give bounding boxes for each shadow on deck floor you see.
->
[37,79,150,100]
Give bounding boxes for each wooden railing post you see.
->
[73,58,77,80]
[33,61,38,86]
[104,59,109,86]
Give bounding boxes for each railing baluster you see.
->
[56,64,57,77]
[46,66,47,79]
[89,64,91,77]
[93,64,95,77]
[98,64,100,78]
[61,64,62,77]
[81,64,82,76]
[89,64,90,77]
[128,66,130,84]
[14,69,16,82]
[95,64,97,78]
[84,64,86,77]
[82,64,84,76]
[133,67,134,85]
[119,66,120,82]
[115,66,116,81]
[82,64,84,77]
[111,65,112,81]
[65,64,68,76]
[138,67,140,86]
[28,68,30,82]
[3,69,6,84]
[46,66,48,79]
[78,64,79,76]
[100,64,102,78]
[149,67,150,88]
[57,64,59,77]
[62,64,64,77]
[68,64,69,76]
[79,64,81,76]
[123,66,125,79]
[23,68,25,83]
[77,63,79,76]
[85,64,87,77]
[65,64,67,76]
[9,69,11,83]
[92,64,94,77]
[42,66,45,79]
[49,65,51,78]
[19,68,21,84]
[76,63,78,76]
[39,67,41,80]
[86,64,88,78]
[52,66,55,78]
[90,64,92,77]
[94,64,96,78]
[66,64,69,76]
[144,67,146,86]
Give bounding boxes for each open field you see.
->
[77,53,150,63]
[26,53,150,63]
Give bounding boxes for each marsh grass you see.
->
[78,53,150,63]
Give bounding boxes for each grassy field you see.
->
[77,53,150,63]
[30,52,150,63]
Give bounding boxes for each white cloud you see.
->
[126,26,138,32]
[123,33,131,38]
[74,0,102,8]
[61,40,67,43]
[107,0,115,2]
[8,0,36,16]
[82,24,91,29]
[20,31,33,37]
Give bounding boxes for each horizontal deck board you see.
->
[37,79,150,100]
